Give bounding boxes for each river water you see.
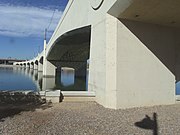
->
[0,66,180,95]
[0,66,88,91]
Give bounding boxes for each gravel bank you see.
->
[1,101,180,135]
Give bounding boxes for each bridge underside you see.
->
[47,25,91,63]
[110,0,180,28]
[43,26,91,91]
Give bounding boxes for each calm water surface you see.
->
[1,66,180,94]
[0,66,88,91]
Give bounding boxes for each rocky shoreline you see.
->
[1,101,180,135]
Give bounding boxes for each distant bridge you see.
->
[0,58,25,65]
[15,0,180,109]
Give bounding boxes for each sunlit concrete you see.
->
[26,63,30,68]
[42,77,56,90]
[34,61,38,70]
[15,0,180,109]
[30,62,34,69]
[38,57,43,72]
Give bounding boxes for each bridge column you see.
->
[42,77,56,90]
[30,64,34,69]
[26,64,30,68]
[34,63,38,70]
[38,62,43,72]
[89,14,117,109]
[89,14,175,109]
[43,60,56,77]
[43,39,56,77]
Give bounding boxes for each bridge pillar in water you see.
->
[30,64,34,69]
[43,39,56,77]
[38,62,43,72]
[43,59,56,77]
[42,77,56,90]
[26,64,30,68]
[4,60,7,65]
[34,63,38,70]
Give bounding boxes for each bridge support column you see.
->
[34,64,38,70]
[43,59,56,77]
[30,64,34,69]
[38,71,43,81]
[42,39,56,77]
[38,62,43,72]
[42,77,56,90]
[26,64,30,68]
[89,14,175,109]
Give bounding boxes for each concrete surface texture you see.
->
[14,0,180,109]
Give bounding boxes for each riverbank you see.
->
[1,101,180,135]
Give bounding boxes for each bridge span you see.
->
[0,58,25,65]
[15,0,180,109]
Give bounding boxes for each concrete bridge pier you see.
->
[26,63,30,68]
[38,61,43,72]
[38,57,43,72]
[34,61,38,70]
[38,71,43,81]
[89,12,176,109]
[34,64,38,70]
[30,63,34,69]
[42,77,56,90]
[43,39,56,77]
[43,59,56,77]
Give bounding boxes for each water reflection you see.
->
[176,81,180,95]
[0,66,88,91]
[61,68,75,86]
[0,67,36,91]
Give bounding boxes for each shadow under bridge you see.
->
[46,25,91,91]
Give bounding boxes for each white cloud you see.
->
[0,5,63,38]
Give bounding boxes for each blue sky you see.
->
[0,0,68,59]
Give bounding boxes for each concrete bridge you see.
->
[0,58,25,65]
[14,0,180,109]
